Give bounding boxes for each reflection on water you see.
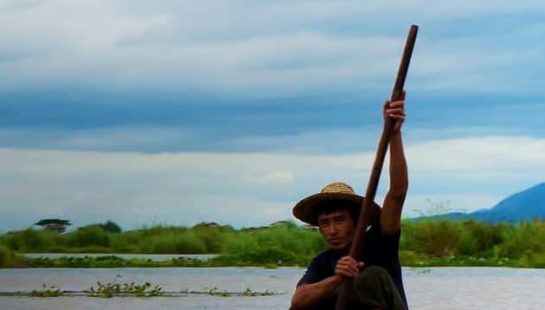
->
[2,267,545,309]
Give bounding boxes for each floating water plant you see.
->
[86,281,163,298]
[181,287,280,297]
[31,284,63,297]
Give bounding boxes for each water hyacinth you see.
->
[86,281,163,298]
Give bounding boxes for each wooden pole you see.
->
[335,24,418,310]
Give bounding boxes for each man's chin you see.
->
[329,242,349,250]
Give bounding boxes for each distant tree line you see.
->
[2,219,545,268]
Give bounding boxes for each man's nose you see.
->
[327,224,339,235]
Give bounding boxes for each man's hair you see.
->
[313,200,360,226]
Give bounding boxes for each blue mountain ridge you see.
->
[417,182,545,223]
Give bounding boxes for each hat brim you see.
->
[293,192,380,226]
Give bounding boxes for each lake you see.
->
[1,267,545,309]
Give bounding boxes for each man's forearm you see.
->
[381,128,409,235]
[291,275,342,309]
[389,131,408,199]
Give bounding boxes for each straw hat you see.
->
[292,182,379,226]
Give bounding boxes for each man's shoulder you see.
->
[311,248,337,263]
[297,248,338,287]
[306,248,342,271]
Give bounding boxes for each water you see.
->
[1,267,545,309]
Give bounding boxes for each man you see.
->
[290,95,409,310]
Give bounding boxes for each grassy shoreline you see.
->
[4,219,545,269]
[2,251,544,269]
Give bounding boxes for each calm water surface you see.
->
[1,267,545,309]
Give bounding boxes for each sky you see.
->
[1,0,545,231]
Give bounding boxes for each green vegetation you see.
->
[31,284,63,297]
[0,285,280,298]
[1,281,161,298]
[87,281,163,298]
[0,244,25,267]
[191,287,276,297]
[400,218,545,268]
[5,219,545,268]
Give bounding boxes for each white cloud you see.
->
[1,0,544,94]
[0,0,168,51]
[1,134,545,230]
[1,1,545,231]
[0,0,168,89]
[246,171,295,185]
[406,136,545,178]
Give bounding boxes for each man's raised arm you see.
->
[381,94,409,235]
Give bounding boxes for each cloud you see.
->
[1,0,544,95]
[246,171,295,185]
[1,134,545,231]
[0,0,169,90]
[407,136,545,178]
[1,1,545,232]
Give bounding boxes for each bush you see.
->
[403,220,462,257]
[461,220,506,256]
[222,224,324,266]
[0,245,18,267]
[193,225,234,253]
[67,226,110,248]
[1,229,59,252]
[141,231,207,254]
[498,221,545,258]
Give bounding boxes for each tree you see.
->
[100,220,122,233]
[34,219,71,233]
[78,220,122,233]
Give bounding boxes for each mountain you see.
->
[471,182,545,223]
[418,182,545,223]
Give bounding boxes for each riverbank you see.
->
[3,251,545,269]
[4,219,545,269]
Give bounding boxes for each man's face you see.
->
[317,210,355,250]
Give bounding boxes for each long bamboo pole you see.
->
[335,24,418,310]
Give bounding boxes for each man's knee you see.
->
[350,266,404,310]
[356,266,392,285]
[362,266,390,276]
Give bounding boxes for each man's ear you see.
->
[316,222,325,234]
